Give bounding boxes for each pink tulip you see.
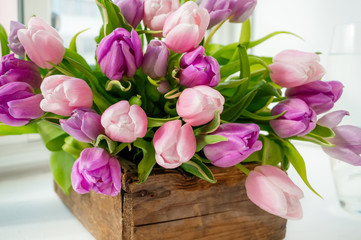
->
[17,17,65,69]
[163,1,210,53]
[40,75,93,116]
[177,85,224,126]
[153,120,196,169]
[269,50,325,88]
[246,165,304,220]
[101,100,148,143]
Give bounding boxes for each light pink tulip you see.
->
[143,0,180,35]
[246,165,304,220]
[176,85,224,126]
[17,17,65,69]
[269,50,325,88]
[101,101,147,143]
[153,120,196,169]
[40,75,93,116]
[163,1,210,53]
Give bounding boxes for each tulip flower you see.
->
[270,98,317,138]
[245,165,304,220]
[101,100,147,143]
[71,147,122,196]
[0,82,43,126]
[60,108,104,143]
[318,111,361,166]
[8,21,26,56]
[285,80,343,114]
[269,50,325,88]
[17,17,65,69]
[163,1,210,53]
[196,0,232,29]
[143,0,180,34]
[114,0,144,28]
[0,54,42,89]
[153,120,196,169]
[96,28,143,81]
[178,46,220,87]
[40,75,93,116]
[176,85,224,126]
[229,0,257,23]
[203,123,262,167]
[142,40,169,79]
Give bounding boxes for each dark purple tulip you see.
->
[96,28,143,81]
[71,147,122,196]
[286,80,343,114]
[178,46,220,88]
[114,0,144,28]
[229,0,257,23]
[8,21,26,56]
[0,82,43,126]
[270,98,317,138]
[197,0,232,29]
[142,40,169,79]
[203,123,262,167]
[0,54,42,89]
[59,107,104,143]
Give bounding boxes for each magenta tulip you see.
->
[40,75,93,116]
[17,17,65,69]
[246,165,304,220]
[101,100,147,143]
[142,40,169,79]
[8,21,26,56]
[71,147,122,196]
[176,85,224,126]
[197,0,232,29]
[153,120,196,169]
[114,0,144,28]
[269,50,325,88]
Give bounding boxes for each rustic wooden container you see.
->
[55,163,287,240]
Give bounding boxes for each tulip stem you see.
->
[204,19,227,50]
[235,163,250,175]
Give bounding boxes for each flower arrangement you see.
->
[1,0,360,221]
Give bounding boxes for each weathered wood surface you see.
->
[55,163,287,240]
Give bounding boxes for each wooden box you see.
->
[55,163,287,240]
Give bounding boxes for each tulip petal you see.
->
[322,145,361,166]
[165,23,199,53]
[317,110,350,129]
[177,123,196,163]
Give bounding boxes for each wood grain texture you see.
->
[55,163,287,240]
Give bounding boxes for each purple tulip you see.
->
[203,123,262,167]
[318,111,361,166]
[0,82,43,126]
[0,54,42,89]
[114,0,144,28]
[71,147,122,196]
[286,80,343,114]
[178,46,220,88]
[270,98,317,138]
[96,28,143,81]
[142,40,169,79]
[59,108,104,143]
[197,0,232,29]
[229,0,257,23]
[8,21,26,56]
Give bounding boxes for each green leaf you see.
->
[194,110,221,135]
[242,110,286,121]
[181,159,216,183]
[309,124,335,138]
[50,150,76,195]
[196,134,228,152]
[64,48,91,71]
[95,134,116,154]
[62,136,91,159]
[0,122,38,135]
[240,19,251,45]
[291,134,334,147]
[69,28,89,52]
[134,138,156,184]
[260,135,283,166]
[221,90,258,122]
[248,31,303,49]
[212,43,238,65]
[0,24,9,57]
[37,120,68,151]
[147,116,180,128]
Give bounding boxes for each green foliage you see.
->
[195,134,228,152]
[0,122,38,135]
[95,134,116,154]
[0,24,9,57]
[147,116,180,128]
[62,136,91,159]
[134,138,156,183]
[50,150,76,195]
[37,120,68,151]
[69,29,89,53]
[181,159,216,183]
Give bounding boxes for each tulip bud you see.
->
[114,0,144,28]
[153,120,196,169]
[178,46,220,87]
[177,85,224,126]
[17,17,65,69]
[0,82,43,126]
[101,100,148,143]
[8,21,26,56]
[197,0,232,29]
[245,165,304,220]
[142,40,169,79]
[40,75,93,116]
[229,0,257,23]
[163,1,210,53]
[270,98,317,138]
[203,123,262,167]
[96,28,143,81]
[0,53,42,89]
[71,147,122,196]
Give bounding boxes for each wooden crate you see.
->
[55,163,287,240]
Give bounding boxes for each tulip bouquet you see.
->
[1,0,360,221]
